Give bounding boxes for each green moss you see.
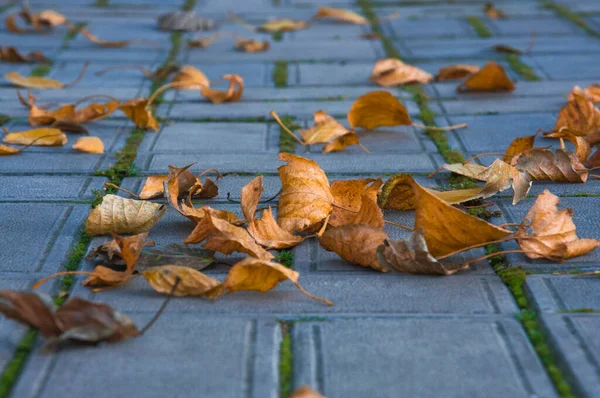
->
[29,63,52,77]
[91,189,105,208]
[182,0,196,11]
[505,54,540,81]
[541,0,600,38]
[0,330,38,398]
[276,249,295,268]
[278,115,300,154]
[358,0,402,59]
[93,0,109,7]
[466,16,492,38]
[272,31,283,41]
[278,321,293,398]
[273,60,288,88]
[63,22,86,48]
[0,114,10,126]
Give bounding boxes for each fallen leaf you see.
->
[118,98,160,131]
[329,178,381,227]
[320,224,389,272]
[512,148,589,183]
[75,100,120,123]
[3,127,66,146]
[370,58,433,86]
[484,2,506,19]
[411,177,511,257]
[0,144,23,155]
[141,265,220,296]
[240,176,264,223]
[5,8,68,33]
[145,164,219,201]
[569,84,600,104]
[37,10,68,27]
[86,194,166,236]
[347,90,412,129]
[172,65,210,90]
[235,39,270,53]
[313,7,368,24]
[277,153,333,232]
[492,44,523,54]
[547,93,600,145]
[322,132,364,153]
[0,290,60,337]
[477,159,532,205]
[78,27,157,48]
[207,257,332,305]
[441,162,488,179]
[457,61,515,92]
[290,386,326,398]
[183,206,242,242]
[544,128,591,162]
[257,19,309,32]
[300,110,350,145]
[377,229,469,275]
[187,32,221,48]
[503,134,536,163]
[5,62,87,89]
[0,47,48,63]
[50,120,88,134]
[435,64,480,81]
[248,207,303,250]
[73,136,104,153]
[516,190,600,260]
[200,74,244,104]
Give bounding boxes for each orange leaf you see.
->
[347,90,412,129]
[329,178,381,227]
[73,136,104,153]
[320,224,389,272]
[240,176,264,222]
[512,148,589,183]
[118,98,160,131]
[172,65,210,90]
[435,64,480,81]
[3,127,66,146]
[457,61,515,92]
[248,207,303,250]
[370,58,432,86]
[313,7,368,24]
[200,74,244,103]
[235,39,270,53]
[141,265,220,296]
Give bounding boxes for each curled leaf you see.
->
[200,74,244,104]
[0,47,48,63]
[320,224,388,272]
[119,98,160,131]
[142,265,220,296]
[503,134,536,163]
[435,64,480,81]
[512,148,589,183]
[78,27,157,48]
[172,65,210,90]
[322,132,364,153]
[73,136,104,153]
[457,61,515,92]
[347,90,412,129]
[370,58,433,87]
[547,93,600,145]
[329,178,381,227]
[248,207,303,250]
[3,128,66,146]
[240,176,264,223]
[569,84,600,104]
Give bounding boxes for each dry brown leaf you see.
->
[544,128,591,162]
[183,206,241,243]
[257,19,309,32]
[145,164,219,201]
[516,190,600,260]
[248,207,303,250]
[441,163,488,179]
[290,386,327,398]
[277,153,333,233]
[512,148,589,183]
[492,44,523,54]
[347,90,412,129]
[0,47,48,63]
[477,159,532,205]
[370,58,433,86]
[457,61,515,92]
[119,98,160,131]
[313,7,368,24]
[73,136,104,153]
[329,178,381,227]
[86,194,166,236]
[377,229,469,275]
[3,128,66,146]
[240,176,264,223]
[300,110,350,145]
[503,134,536,163]
[352,194,384,229]
[360,33,380,40]
[322,132,364,153]
[200,74,244,104]
[320,224,388,272]
[172,65,210,90]
[5,8,68,33]
[435,64,480,81]
[484,3,506,19]
[547,93,600,145]
[411,177,511,257]
[75,100,120,123]
[207,257,332,305]
[0,144,23,155]
[28,102,77,126]
[569,84,600,104]
[235,39,270,53]
[5,62,87,89]
[79,27,157,48]
[187,32,221,48]
[142,265,220,296]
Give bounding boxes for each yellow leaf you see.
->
[5,72,63,89]
[313,7,368,24]
[200,74,244,104]
[300,110,349,145]
[75,100,120,123]
[248,207,303,250]
[0,144,22,155]
[142,265,220,296]
[118,98,160,131]
[172,65,210,90]
[257,19,309,32]
[322,132,364,153]
[3,128,66,146]
[320,224,389,272]
[73,136,104,153]
[235,39,270,53]
[347,91,412,129]
[329,178,381,227]
[457,61,515,92]
[370,58,432,86]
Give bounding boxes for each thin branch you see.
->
[384,220,414,231]
[270,110,305,145]
[63,61,89,88]
[140,277,180,335]
[435,236,516,261]
[104,182,140,198]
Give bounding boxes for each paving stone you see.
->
[488,17,580,36]
[533,54,600,80]
[0,176,107,201]
[439,95,566,115]
[374,4,554,19]
[288,23,368,40]
[292,62,376,86]
[68,20,171,49]
[292,318,557,398]
[384,18,476,38]
[57,48,165,63]
[48,61,151,88]
[0,153,107,173]
[14,86,145,103]
[0,204,89,273]
[166,62,272,89]
[526,275,600,313]
[14,316,279,398]
[139,153,282,174]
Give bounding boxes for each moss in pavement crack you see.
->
[0,330,38,398]
[278,115,300,154]
[279,321,293,398]
[505,54,540,81]
[276,249,295,268]
[29,63,52,77]
[540,0,600,38]
[466,16,492,38]
[273,60,288,88]
[358,0,402,59]
[63,22,86,49]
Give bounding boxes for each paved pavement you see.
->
[1,0,600,397]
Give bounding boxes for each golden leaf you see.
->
[313,7,368,24]
[322,132,363,153]
[29,102,77,126]
[5,72,63,89]
[75,100,120,123]
[370,58,433,87]
[248,207,303,250]
[183,207,241,243]
[320,224,389,272]
[290,385,326,398]
[200,74,244,104]
[257,19,309,32]
[0,144,22,155]
[277,153,333,232]
[78,27,156,48]
[377,229,469,275]
[86,194,166,236]
[503,134,536,163]
[300,110,349,145]
[172,65,210,90]
[347,90,412,129]
[547,93,600,145]
[3,128,66,146]
[457,61,515,92]
[73,136,104,153]
[329,178,381,227]
[435,64,480,81]
[516,190,600,260]
[208,257,332,305]
[484,2,506,19]
[142,265,220,296]
[118,98,160,131]
[240,176,264,223]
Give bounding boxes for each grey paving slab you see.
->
[533,54,600,80]
[439,95,566,115]
[293,318,557,398]
[0,204,89,273]
[67,20,171,49]
[56,48,165,63]
[373,4,554,19]
[488,16,581,36]
[138,153,282,174]
[0,153,107,174]
[538,314,600,398]
[10,87,145,103]
[288,22,369,40]
[48,60,152,88]
[526,275,600,313]
[14,316,279,398]
[0,176,107,201]
[384,18,477,38]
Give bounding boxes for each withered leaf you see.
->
[200,74,244,104]
[235,39,270,53]
[300,110,350,145]
[148,164,219,201]
[172,65,210,90]
[207,257,332,305]
[370,58,433,86]
[183,206,241,243]
[503,134,536,163]
[457,61,515,92]
[0,290,60,337]
[142,265,220,296]
[0,47,48,63]
[257,19,309,33]
[5,62,87,89]
[492,44,523,54]
[73,136,104,153]
[320,224,389,272]
[313,7,368,24]
[322,132,364,153]
[3,128,66,146]
[75,100,120,123]
[347,91,412,129]
[118,98,160,131]
[512,148,589,183]
[240,176,264,223]
[329,178,381,227]
[86,195,166,236]
[377,229,469,275]
[569,84,600,104]
[435,64,480,81]
[0,144,24,155]
[248,207,303,250]
[516,190,600,260]
[547,93,600,145]
[290,386,326,398]
[484,2,506,19]
[277,153,333,233]
[78,27,157,48]
[187,32,221,48]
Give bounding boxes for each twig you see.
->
[63,61,89,88]
[140,277,180,335]
[384,220,414,231]
[104,182,140,198]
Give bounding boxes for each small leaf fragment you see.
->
[73,136,104,153]
[313,7,368,24]
[435,64,480,81]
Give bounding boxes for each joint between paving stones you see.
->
[357,0,402,59]
[505,53,541,82]
[278,320,293,398]
[273,60,288,88]
[466,16,492,38]
[277,115,300,154]
[540,0,600,38]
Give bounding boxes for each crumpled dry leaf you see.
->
[547,93,600,145]
[73,136,104,153]
[3,127,67,146]
[0,47,48,63]
[172,65,210,90]
[207,257,332,305]
[0,290,139,344]
[248,207,303,250]
[0,144,24,155]
[27,96,77,126]
[370,58,433,86]
[377,229,469,275]
[544,127,591,163]
[569,84,600,104]
[320,224,388,272]
[240,176,264,223]
[277,153,333,233]
[503,134,537,163]
[235,39,270,53]
[75,100,121,123]
[86,195,166,236]
[5,8,68,33]
[313,7,368,24]
[329,178,381,227]
[435,64,480,81]
[257,19,309,32]
[78,27,157,48]
[516,190,600,260]
[290,385,327,398]
[512,148,589,183]
[347,91,412,129]
[200,74,244,104]
[301,110,350,145]
[484,2,506,19]
[457,61,515,92]
[144,164,219,201]
[141,265,220,296]
[322,132,363,153]
[183,206,241,242]
[411,177,511,257]
[119,98,160,131]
